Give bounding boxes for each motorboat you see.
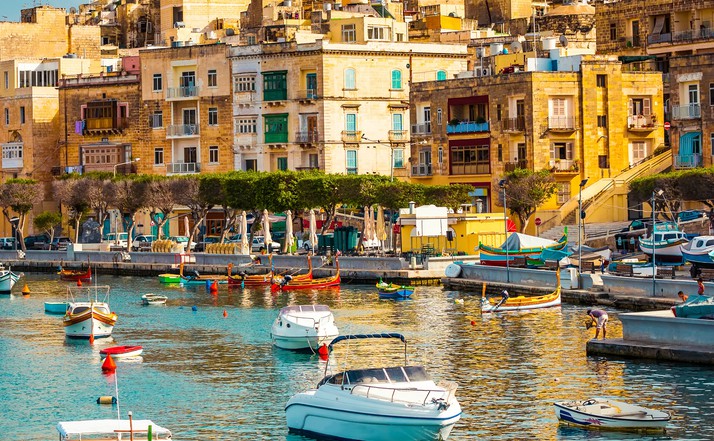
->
[44,301,69,314]
[481,271,561,313]
[58,265,92,282]
[638,222,689,264]
[100,345,144,359]
[0,263,21,294]
[671,294,714,319]
[681,235,714,269]
[554,398,670,431]
[376,280,415,299]
[141,293,168,305]
[285,333,462,441]
[63,285,117,339]
[270,304,339,350]
[57,417,172,440]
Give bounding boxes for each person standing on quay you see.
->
[586,309,608,340]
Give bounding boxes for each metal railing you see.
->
[167,86,199,99]
[294,130,319,143]
[674,154,702,169]
[297,89,318,100]
[546,116,576,130]
[411,123,431,135]
[505,160,528,172]
[671,105,701,120]
[549,159,578,172]
[349,383,453,406]
[627,114,656,129]
[167,162,200,174]
[411,164,432,176]
[446,121,489,134]
[502,117,525,132]
[167,124,199,137]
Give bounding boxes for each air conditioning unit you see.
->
[475,67,491,77]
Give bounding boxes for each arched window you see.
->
[436,70,447,81]
[391,70,402,89]
[344,68,356,90]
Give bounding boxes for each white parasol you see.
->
[284,210,294,254]
[262,209,272,252]
[309,209,318,253]
[184,215,190,237]
[240,211,249,255]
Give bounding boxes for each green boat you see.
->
[158,273,181,284]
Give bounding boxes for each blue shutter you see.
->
[392,113,403,131]
[391,70,402,89]
[393,149,404,168]
[345,68,355,89]
[345,114,356,131]
[437,70,447,81]
[346,150,357,174]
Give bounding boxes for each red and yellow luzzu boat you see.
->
[271,258,340,291]
[59,266,92,282]
[228,256,314,287]
[63,302,117,338]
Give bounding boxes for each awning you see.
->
[652,15,665,35]
[618,55,657,63]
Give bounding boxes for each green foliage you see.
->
[499,168,557,232]
[33,211,62,242]
[423,184,472,210]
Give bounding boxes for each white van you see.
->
[102,232,129,248]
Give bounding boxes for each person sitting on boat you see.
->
[678,291,688,302]
[586,309,608,340]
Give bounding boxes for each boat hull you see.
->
[481,288,561,313]
[271,307,339,350]
[271,275,340,291]
[681,248,714,268]
[158,273,181,283]
[0,271,20,293]
[63,310,117,339]
[59,267,92,281]
[639,240,687,263]
[100,345,143,358]
[554,400,669,431]
[44,301,69,314]
[141,294,167,305]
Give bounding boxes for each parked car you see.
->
[677,210,706,223]
[102,232,129,248]
[0,237,16,250]
[131,234,156,251]
[297,238,314,251]
[169,235,196,251]
[24,234,49,250]
[49,237,72,251]
[251,236,280,253]
[195,235,221,252]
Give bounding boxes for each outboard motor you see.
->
[281,274,293,287]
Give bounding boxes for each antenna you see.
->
[559,35,569,47]
[511,41,523,53]
[69,7,77,14]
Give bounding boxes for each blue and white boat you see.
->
[0,263,20,294]
[638,222,689,264]
[671,294,714,319]
[285,333,461,440]
[555,398,670,431]
[376,280,415,299]
[681,236,714,269]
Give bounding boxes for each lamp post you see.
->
[651,188,663,296]
[578,178,589,279]
[499,179,509,283]
[113,157,140,177]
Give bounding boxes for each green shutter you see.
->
[264,113,289,143]
[346,150,357,174]
[263,71,288,101]
[391,70,402,89]
[392,113,403,131]
[393,149,404,168]
[437,70,447,81]
[345,68,355,89]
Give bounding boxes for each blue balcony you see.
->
[446,121,489,134]
[674,154,701,169]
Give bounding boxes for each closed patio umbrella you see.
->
[309,209,318,253]
[184,215,190,237]
[284,210,294,254]
[363,205,373,247]
[376,205,387,249]
[240,211,249,255]
[262,209,273,253]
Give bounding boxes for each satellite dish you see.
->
[69,7,77,14]
[510,41,523,53]
[559,35,569,47]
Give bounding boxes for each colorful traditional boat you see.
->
[481,271,561,313]
[271,259,340,291]
[228,256,313,287]
[100,345,144,358]
[0,263,20,293]
[671,294,714,319]
[376,279,415,299]
[63,285,117,339]
[58,265,92,282]
[178,262,229,285]
[478,230,568,267]
[158,273,181,284]
[44,301,69,314]
[638,222,689,264]
[555,398,670,431]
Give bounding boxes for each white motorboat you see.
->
[57,416,172,440]
[141,293,168,305]
[638,222,689,263]
[285,333,462,441]
[63,285,117,339]
[270,304,339,350]
[555,398,670,431]
[0,263,20,294]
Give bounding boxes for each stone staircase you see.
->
[540,221,631,243]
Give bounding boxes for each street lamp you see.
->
[651,188,664,296]
[578,178,588,279]
[499,179,509,283]
[113,157,140,177]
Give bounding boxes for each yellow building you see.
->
[409,52,666,233]
[229,14,469,175]
[140,43,234,176]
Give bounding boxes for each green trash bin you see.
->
[347,226,358,251]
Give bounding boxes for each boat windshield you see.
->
[280,305,330,314]
[319,366,431,387]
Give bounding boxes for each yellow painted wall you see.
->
[399,213,507,255]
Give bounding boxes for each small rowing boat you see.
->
[44,301,69,314]
[141,293,168,305]
[555,398,670,431]
[0,263,21,293]
[99,345,144,359]
[481,271,561,313]
[376,279,415,299]
[58,265,92,282]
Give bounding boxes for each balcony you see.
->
[504,160,528,172]
[2,142,24,169]
[83,117,128,134]
[411,163,432,176]
[674,154,702,169]
[625,36,641,48]
[647,33,672,45]
[341,130,362,143]
[451,163,490,175]
[265,132,288,144]
[388,130,408,142]
[235,133,257,149]
[411,123,431,136]
[167,124,199,138]
[502,117,525,133]
[51,165,84,176]
[627,114,656,131]
[166,86,200,100]
[295,130,319,145]
[167,162,200,174]
[546,116,576,131]
[446,121,489,134]
[297,89,318,102]
[672,105,701,120]
[549,159,579,173]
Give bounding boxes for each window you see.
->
[597,75,607,88]
[423,106,431,133]
[437,146,443,164]
[2,143,22,160]
[437,108,442,125]
[689,84,700,105]
[710,83,714,106]
[610,23,617,41]
[4,108,8,125]
[208,107,218,126]
[392,113,403,131]
[154,147,164,165]
[3,71,7,89]
[391,70,402,89]
[344,68,356,90]
[264,113,288,143]
[342,24,356,43]
[277,157,288,171]
[711,133,714,156]
[245,159,257,171]
[368,26,389,40]
[345,113,357,132]
[209,145,219,163]
[247,35,257,45]
[629,98,651,115]
[436,70,446,81]
[496,104,502,121]
[309,153,319,168]
[497,144,502,162]
[19,106,25,124]
[150,111,163,128]
[393,148,404,168]
[153,74,162,92]
[346,150,357,174]
[208,69,217,88]
[550,142,574,160]
[396,33,404,42]
[597,115,607,128]
[237,118,257,134]
[630,141,647,163]
[450,144,490,175]
[234,74,256,92]
[18,67,58,88]
[557,182,571,204]
[263,71,287,101]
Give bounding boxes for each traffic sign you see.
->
[664,121,670,130]
[534,217,542,226]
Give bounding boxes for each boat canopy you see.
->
[57,419,172,439]
[280,304,331,314]
[328,333,406,351]
[501,233,558,250]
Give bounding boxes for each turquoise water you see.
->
[1,274,713,440]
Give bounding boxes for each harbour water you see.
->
[1,274,713,440]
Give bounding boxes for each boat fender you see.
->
[97,396,117,405]
[205,280,212,290]
[191,305,198,312]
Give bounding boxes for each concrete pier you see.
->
[586,339,714,365]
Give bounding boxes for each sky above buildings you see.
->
[1,1,83,21]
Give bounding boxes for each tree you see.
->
[54,178,91,243]
[0,179,43,252]
[108,176,148,250]
[423,184,472,211]
[33,211,62,245]
[630,172,683,221]
[145,177,181,239]
[84,175,113,237]
[174,175,214,250]
[497,169,557,233]
[224,172,264,236]
[297,172,343,235]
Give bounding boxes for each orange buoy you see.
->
[318,344,329,358]
[89,334,95,344]
[21,284,30,295]
[223,309,228,318]
[101,354,116,372]
[470,320,476,326]
[77,279,83,287]
[210,281,218,293]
